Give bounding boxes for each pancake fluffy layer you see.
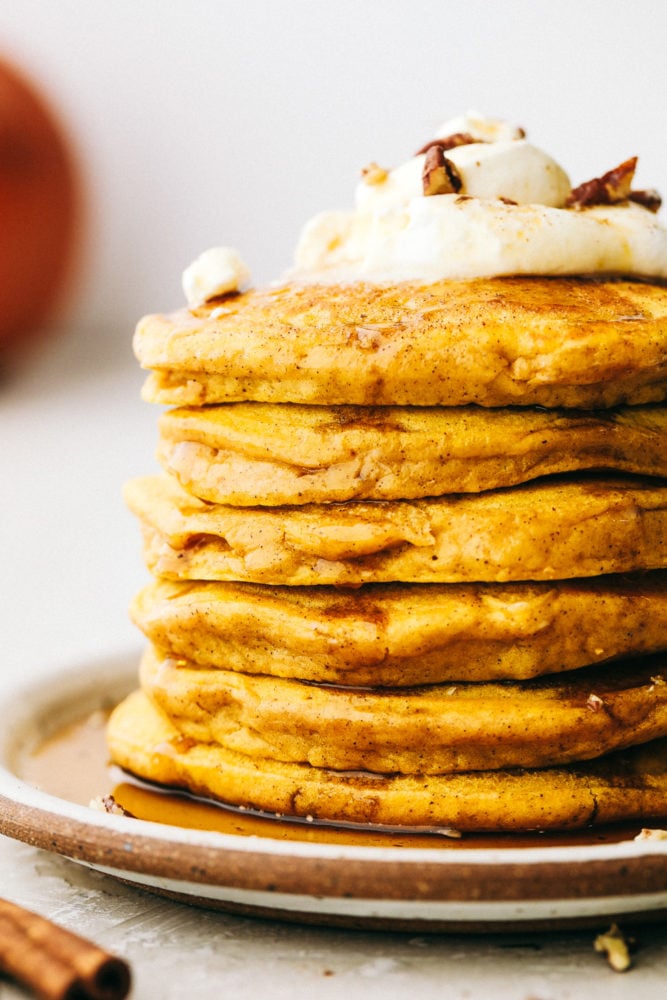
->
[140,647,667,774]
[135,278,667,408]
[132,574,667,685]
[107,690,667,832]
[124,474,667,586]
[158,402,667,505]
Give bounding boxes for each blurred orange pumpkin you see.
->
[0,56,80,355]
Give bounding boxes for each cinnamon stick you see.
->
[0,897,130,1000]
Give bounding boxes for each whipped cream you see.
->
[182,247,251,307]
[292,112,667,282]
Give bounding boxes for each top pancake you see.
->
[135,277,667,408]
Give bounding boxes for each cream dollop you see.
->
[182,247,251,307]
[293,113,667,282]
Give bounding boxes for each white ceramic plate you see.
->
[2,653,667,932]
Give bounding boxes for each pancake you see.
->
[107,689,667,832]
[157,402,667,505]
[124,474,667,586]
[131,574,667,685]
[139,647,667,774]
[135,278,667,409]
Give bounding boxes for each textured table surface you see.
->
[3,834,667,1000]
[2,327,667,999]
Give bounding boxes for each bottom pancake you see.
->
[107,690,667,832]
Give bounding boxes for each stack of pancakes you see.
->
[108,274,667,834]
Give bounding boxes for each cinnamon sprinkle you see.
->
[0,896,131,1000]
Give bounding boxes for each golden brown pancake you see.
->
[157,402,667,505]
[107,689,667,831]
[139,647,667,774]
[134,278,667,408]
[124,473,667,586]
[131,574,667,685]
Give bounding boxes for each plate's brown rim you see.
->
[3,791,667,906]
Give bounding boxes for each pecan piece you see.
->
[593,924,635,973]
[416,132,481,156]
[361,162,389,185]
[566,156,637,208]
[89,794,136,817]
[635,827,667,840]
[629,188,662,213]
[422,145,462,196]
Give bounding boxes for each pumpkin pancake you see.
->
[157,402,667,505]
[124,474,667,586]
[131,574,667,685]
[139,647,667,774]
[135,278,667,409]
[107,689,667,832]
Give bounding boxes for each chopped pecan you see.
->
[593,924,635,973]
[416,132,481,156]
[89,794,135,817]
[361,162,389,185]
[635,827,667,840]
[629,188,662,213]
[566,157,637,208]
[422,145,462,196]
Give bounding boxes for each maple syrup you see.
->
[19,707,661,850]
